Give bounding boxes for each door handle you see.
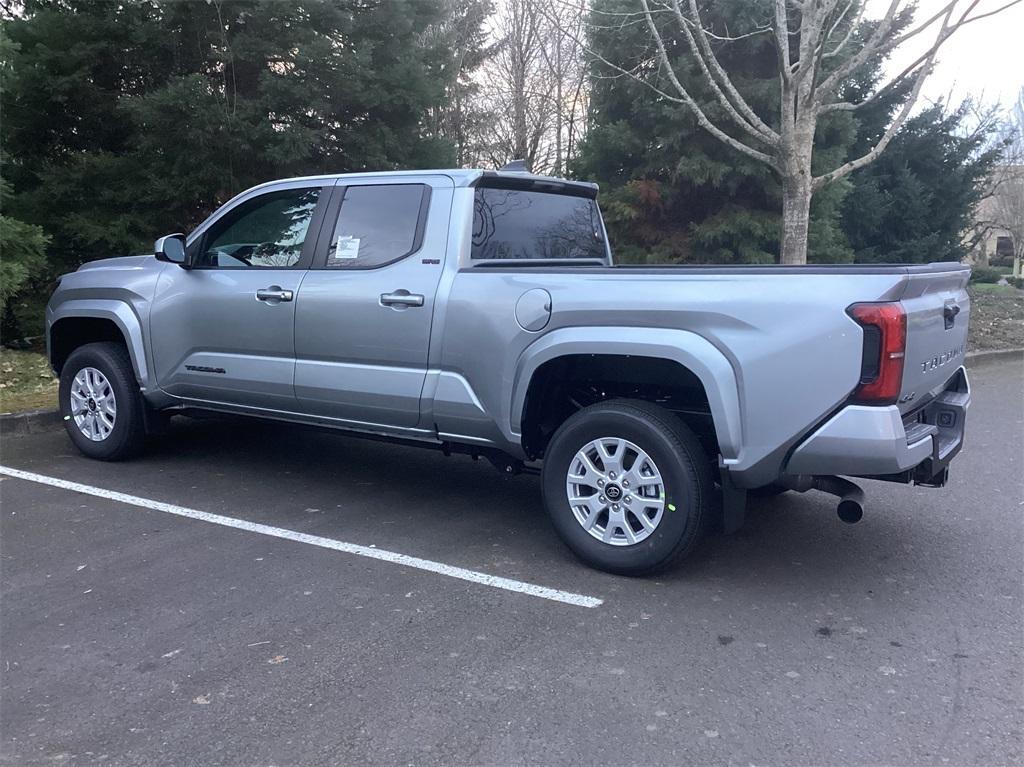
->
[256,287,293,303]
[380,290,424,308]
[943,302,960,329]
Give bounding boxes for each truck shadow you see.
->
[148,414,941,594]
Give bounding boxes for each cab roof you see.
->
[250,168,599,198]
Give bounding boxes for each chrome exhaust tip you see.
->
[836,496,864,524]
[779,474,865,524]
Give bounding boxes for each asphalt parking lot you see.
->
[1,357,1021,766]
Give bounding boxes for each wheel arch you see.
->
[48,300,150,388]
[511,327,742,461]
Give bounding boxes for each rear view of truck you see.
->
[784,264,970,497]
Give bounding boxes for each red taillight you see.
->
[847,302,906,405]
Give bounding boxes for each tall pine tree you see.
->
[842,103,1000,264]
[572,0,995,266]
[573,0,859,264]
[1,0,480,272]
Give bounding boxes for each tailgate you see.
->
[898,266,970,414]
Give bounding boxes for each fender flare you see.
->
[48,299,151,390]
[509,326,743,460]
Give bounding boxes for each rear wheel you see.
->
[59,342,147,461]
[541,399,713,575]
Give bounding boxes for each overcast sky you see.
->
[871,0,1023,110]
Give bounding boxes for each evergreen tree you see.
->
[0,179,49,338]
[422,0,496,166]
[1,0,463,274]
[573,0,861,264]
[842,103,1001,264]
[574,0,996,267]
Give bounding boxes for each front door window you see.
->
[195,188,321,268]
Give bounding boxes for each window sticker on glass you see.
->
[335,236,360,260]
[323,184,427,268]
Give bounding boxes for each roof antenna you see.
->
[500,159,530,173]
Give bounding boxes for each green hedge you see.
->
[970,267,1004,284]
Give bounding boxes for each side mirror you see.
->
[154,233,189,267]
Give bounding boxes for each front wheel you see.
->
[541,400,713,576]
[59,342,147,461]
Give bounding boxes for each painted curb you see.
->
[965,348,1024,366]
[0,408,62,438]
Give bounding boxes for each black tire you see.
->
[541,399,714,576]
[59,342,147,461]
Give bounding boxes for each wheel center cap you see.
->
[605,484,623,502]
[88,398,97,411]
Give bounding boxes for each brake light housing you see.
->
[847,302,906,405]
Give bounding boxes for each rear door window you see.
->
[324,184,430,269]
[471,188,605,260]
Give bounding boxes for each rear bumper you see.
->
[785,367,970,483]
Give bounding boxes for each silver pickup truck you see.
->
[46,168,971,574]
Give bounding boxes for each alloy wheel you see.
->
[565,436,667,546]
[70,367,117,442]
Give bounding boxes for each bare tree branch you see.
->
[793,0,841,89]
[771,0,794,88]
[638,0,780,167]
[821,0,866,60]
[819,1,1022,115]
[566,0,1018,264]
[815,0,905,98]
[875,0,1020,60]
[812,3,958,190]
[673,0,779,143]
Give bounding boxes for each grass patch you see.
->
[969,282,1018,294]
[968,285,1024,352]
[0,344,58,414]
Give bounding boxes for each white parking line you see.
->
[0,465,602,608]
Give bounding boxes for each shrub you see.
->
[970,266,1004,284]
[0,181,49,318]
[1007,276,1024,290]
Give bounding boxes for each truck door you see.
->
[293,176,453,428]
[150,182,330,409]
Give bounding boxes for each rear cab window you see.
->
[471,186,607,262]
